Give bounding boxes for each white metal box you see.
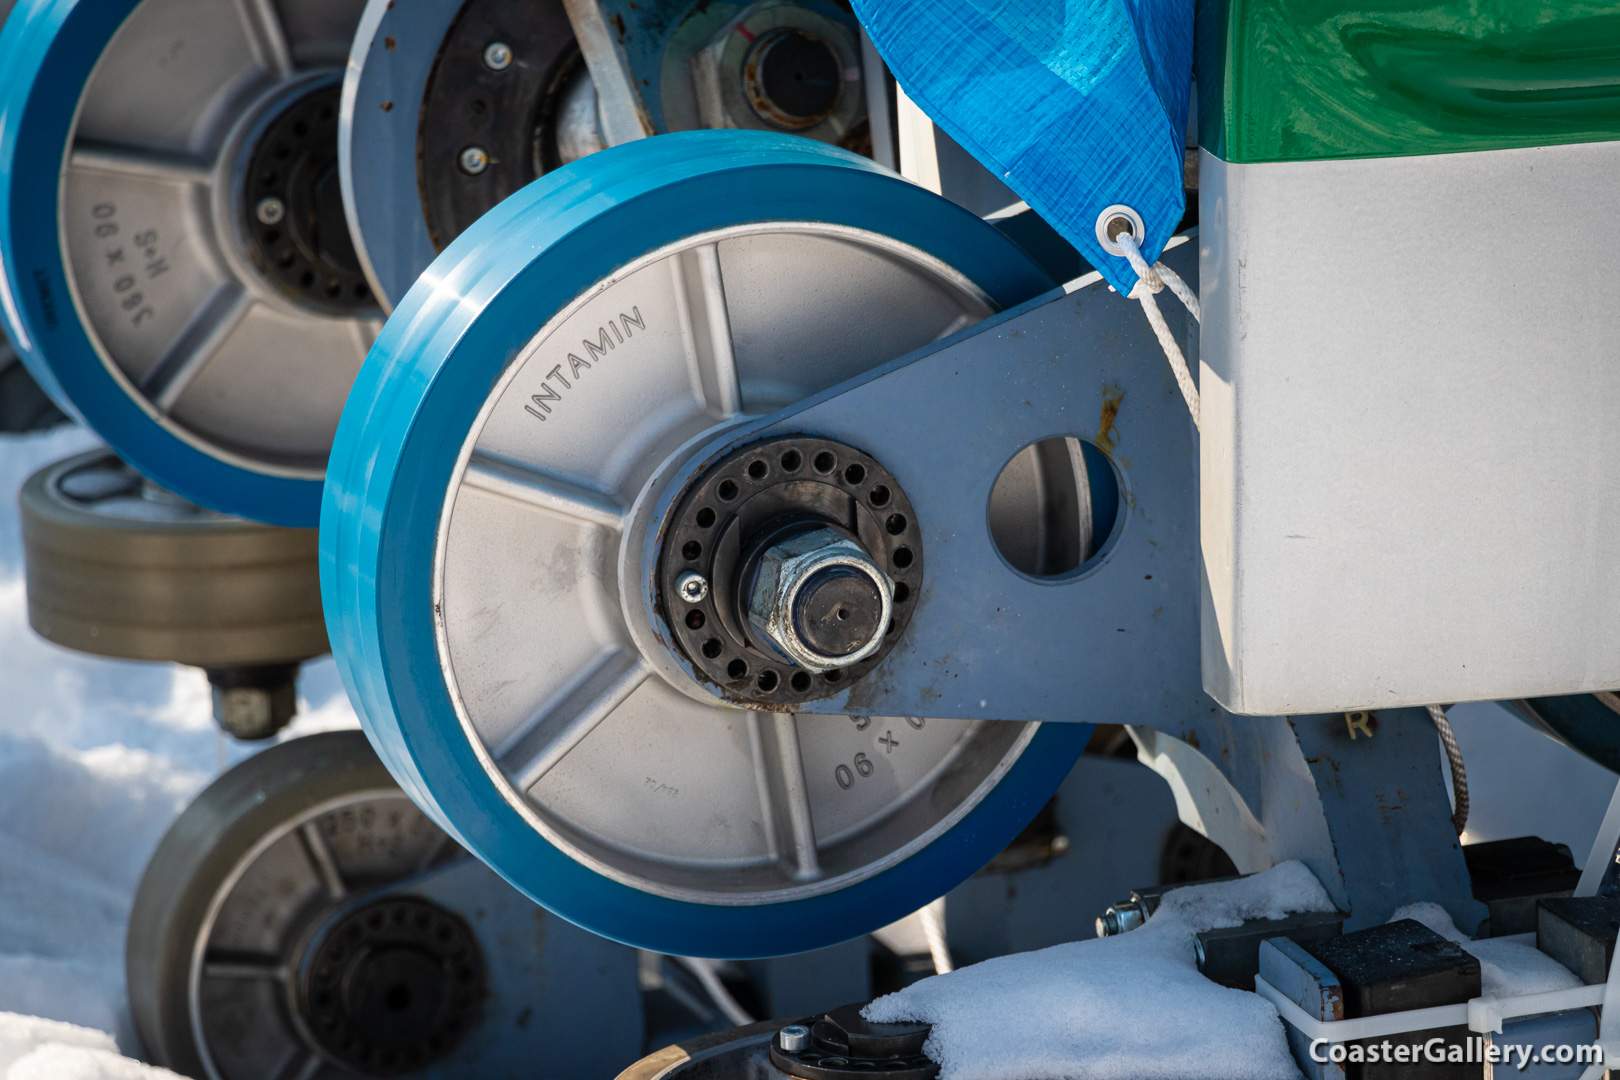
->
[1199,143,1620,714]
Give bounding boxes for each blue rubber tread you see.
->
[321,129,1092,958]
[0,0,322,525]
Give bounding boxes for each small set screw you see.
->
[677,572,709,603]
[483,41,513,70]
[458,146,490,175]
[255,196,285,225]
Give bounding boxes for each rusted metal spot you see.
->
[1095,383,1124,456]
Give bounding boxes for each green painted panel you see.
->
[1197,1,1620,163]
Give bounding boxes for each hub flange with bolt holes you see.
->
[658,435,922,706]
[295,895,485,1074]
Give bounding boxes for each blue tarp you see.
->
[854,0,1193,294]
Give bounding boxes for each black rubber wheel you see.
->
[19,450,326,667]
[126,731,436,1078]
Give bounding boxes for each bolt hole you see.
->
[780,450,802,472]
[869,484,891,507]
[686,610,706,630]
[717,478,739,501]
[824,669,843,683]
[885,514,907,535]
[790,671,812,692]
[300,270,315,287]
[843,463,866,485]
[293,120,309,137]
[893,582,910,603]
[702,638,723,659]
[263,228,281,244]
[386,985,412,1012]
[836,607,849,620]
[757,670,779,692]
[892,547,914,569]
[695,507,716,528]
[747,459,768,480]
[727,658,749,679]
[812,451,836,474]
[682,539,702,560]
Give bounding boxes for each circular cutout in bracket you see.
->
[988,436,1120,579]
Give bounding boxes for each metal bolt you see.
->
[482,41,513,70]
[778,1025,810,1053]
[255,196,285,225]
[747,527,892,673]
[677,572,709,604]
[459,146,490,175]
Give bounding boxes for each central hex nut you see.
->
[747,527,893,673]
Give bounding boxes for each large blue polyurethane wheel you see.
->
[321,130,1092,958]
[0,0,370,526]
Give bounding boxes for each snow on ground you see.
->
[0,428,357,1071]
[865,862,1337,1080]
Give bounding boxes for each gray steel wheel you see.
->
[19,449,325,667]
[126,731,461,1080]
[60,0,373,480]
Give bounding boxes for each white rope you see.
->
[1115,232,1200,430]
[1426,704,1468,835]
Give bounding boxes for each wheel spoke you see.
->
[231,0,294,76]
[69,140,211,186]
[464,452,625,531]
[298,821,347,900]
[142,285,253,410]
[201,950,287,981]
[750,714,820,881]
[673,243,740,418]
[498,650,651,792]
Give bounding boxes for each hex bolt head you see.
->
[212,683,296,740]
[255,196,285,225]
[482,41,513,70]
[778,1025,810,1053]
[747,527,892,673]
[458,146,490,175]
[676,572,709,604]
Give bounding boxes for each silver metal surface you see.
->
[187,789,451,1080]
[62,0,372,479]
[1199,143,1620,714]
[745,527,893,673]
[777,1026,809,1053]
[561,0,652,145]
[435,221,1041,906]
[555,65,608,166]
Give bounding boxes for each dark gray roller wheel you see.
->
[127,731,463,1080]
[19,449,326,667]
